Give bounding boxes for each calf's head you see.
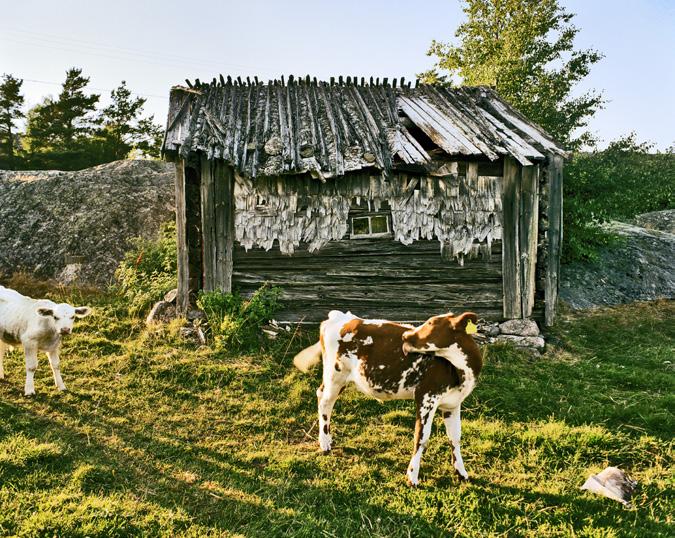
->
[37,303,92,335]
[402,312,478,355]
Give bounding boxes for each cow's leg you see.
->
[24,342,39,396]
[0,341,6,379]
[317,377,345,454]
[406,392,440,486]
[443,407,469,481]
[47,349,66,391]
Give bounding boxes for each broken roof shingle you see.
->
[162,77,566,179]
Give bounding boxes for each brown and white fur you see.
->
[293,310,482,486]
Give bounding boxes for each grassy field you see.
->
[0,287,672,537]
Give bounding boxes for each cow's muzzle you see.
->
[60,328,72,335]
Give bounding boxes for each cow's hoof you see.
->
[24,391,36,398]
[322,449,332,456]
[406,477,419,487]
[455,470,469,482]
[57,386,67,392]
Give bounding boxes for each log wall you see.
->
[232,238,504,323]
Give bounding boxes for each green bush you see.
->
[114,221,177,316]
[564,135,675,262]
[197,283,282,353]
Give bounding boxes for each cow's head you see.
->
[401,312,478,355]
[36,303,92,336]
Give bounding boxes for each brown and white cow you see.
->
[293,310,482,486]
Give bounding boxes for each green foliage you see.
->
[4,68,163,171]
[563,134,675,262]
[114,222,177,316]
[423,0,603,149]
[97,81,164,161]
[197,283,282,352]
[0,73,25,169]
[24,68,100,168]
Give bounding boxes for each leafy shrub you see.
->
[114,221,177,316]
[564,135,675,262]
[197,283,282,353]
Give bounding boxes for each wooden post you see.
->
[545,155,564,326]
[213,161,234,292]
[502,157,521,319]
[519,165,539,318]
[175,160,190,314]
[200,156,216,292]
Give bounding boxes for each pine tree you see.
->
[98,81,163,160]
[422,0,603,148]
[24,68,100,169]
[56,67,100,147]
[0,74,25,167]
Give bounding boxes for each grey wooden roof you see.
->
[163,76,566,179]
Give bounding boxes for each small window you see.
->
[350,214,392,238]
[370,215,389,234]
[352,217,370,236]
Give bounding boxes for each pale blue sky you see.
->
[1,0,673,149]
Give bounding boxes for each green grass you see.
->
[0,291,673,537]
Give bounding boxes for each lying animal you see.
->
[293,310,482,486]
[0,286,91,396]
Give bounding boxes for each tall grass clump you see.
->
[114,221,177,316]
[197,283,282,353]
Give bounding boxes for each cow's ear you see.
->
[455,312,478,333]
[74,307,92,318]
[37,307,54,317]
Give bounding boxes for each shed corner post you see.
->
[502,156,522,319]
[175,159,190,315]
[519,163,539,319]
[545,154,564,326]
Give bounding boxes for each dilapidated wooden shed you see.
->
[162,75,565,325]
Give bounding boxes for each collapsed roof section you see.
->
[162,76,566,179]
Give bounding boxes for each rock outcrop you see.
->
[561,211,675,309]
[0,160,175,285]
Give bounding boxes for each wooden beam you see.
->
[200,155,216,292]
[175,160,190,315]
[519,164,539,318]
[545,155,564,326]
[213,162,235,292]
[502,157,521,318]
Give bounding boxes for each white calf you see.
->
[0,286,91,395]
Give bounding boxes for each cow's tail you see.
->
[293,341,322,373]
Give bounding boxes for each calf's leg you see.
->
[24,342,39,396]
[0,341,5,379]
[443,407,469,480]
[317,378,345,453]
[47,349,66,391]
[406,392,440,486]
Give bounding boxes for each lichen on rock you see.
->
[0,160,175,285]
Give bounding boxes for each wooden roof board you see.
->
[162,78,566,178]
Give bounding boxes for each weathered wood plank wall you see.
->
[545,155,564,325]
[233,238,505,323]
[519,165,539,317]
[175,160,190,314]
[200,156,235,293]
[502,157,521,318]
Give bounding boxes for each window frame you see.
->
[349,213,392,239]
